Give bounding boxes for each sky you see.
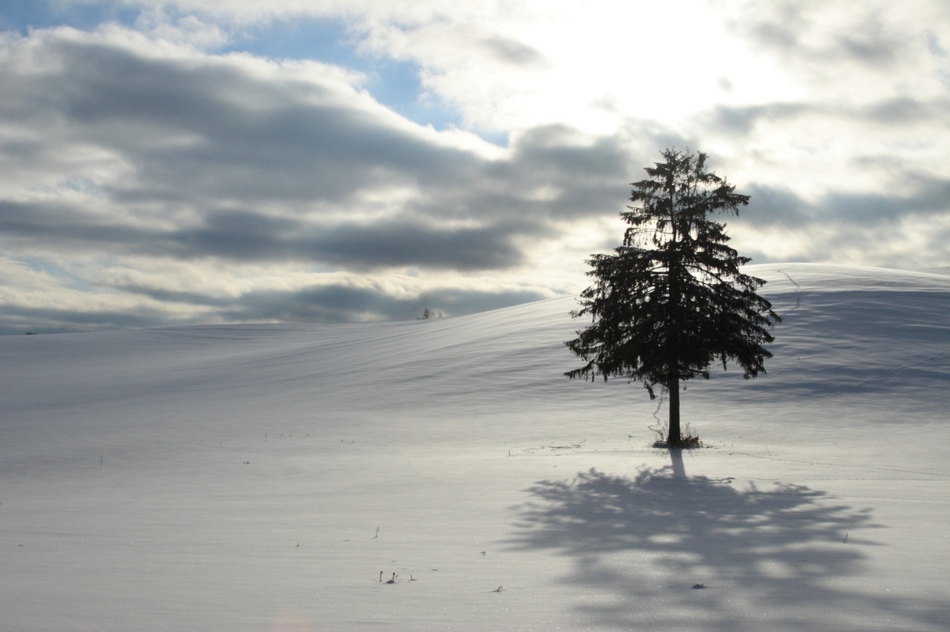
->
[0,0,948,333]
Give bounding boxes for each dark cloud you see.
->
[741,174,950,230]
[742,184,811,228]
[173,212,538,271]
[486,124,649,218]
[0,201,537,271]
[0,200,149,250]
[0,29,623,271]
[697,97,950,140]
[706,102,813,135]
[826,175,950,221]
[221,283,407,323]
[296,218,535,270]
[0,302,176,335]
[33,37,478,208]
[861,97,950,125]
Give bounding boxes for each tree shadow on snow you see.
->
[507,452,947,631]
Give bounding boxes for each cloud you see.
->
[742,177,950,230]
[724,1,920,65]
[706,96,950,138]
[732,174,950,269]
[0,23,651,331]
[478,35,550,68]
[720,0,950,99]
[1,2,948,333]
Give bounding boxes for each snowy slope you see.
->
[0,263,948,631]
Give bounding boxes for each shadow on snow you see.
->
[507,452,947,631]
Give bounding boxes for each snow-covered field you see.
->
[1,263,948,631]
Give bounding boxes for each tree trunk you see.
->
[668,375,681,445]
[666,227,682,446]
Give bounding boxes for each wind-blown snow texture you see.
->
[1,263,948,631]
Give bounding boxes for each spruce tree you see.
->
[565,148,781,446]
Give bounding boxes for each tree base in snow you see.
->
[650,421,702,449]
[653,434,702,449]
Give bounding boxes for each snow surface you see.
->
[1,263,948,631]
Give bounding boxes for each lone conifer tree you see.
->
[565,148,781,446]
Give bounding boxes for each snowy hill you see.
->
[1,263,948,631]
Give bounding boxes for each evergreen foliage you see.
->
[565,148,781,446]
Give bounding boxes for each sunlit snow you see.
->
[1,263,948,630]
